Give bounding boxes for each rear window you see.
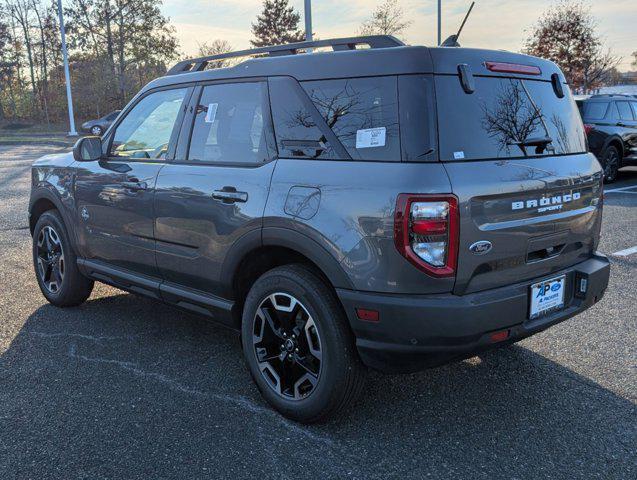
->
[582,101,609,120]
[436,76,586,161]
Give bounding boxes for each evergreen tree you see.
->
[251,0,305,47]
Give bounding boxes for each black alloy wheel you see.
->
[252,292,322,400]
[36,225,65,294]
[602,146,620,183]
[32,210,94,307]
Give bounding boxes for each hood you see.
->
[33,151,75,168]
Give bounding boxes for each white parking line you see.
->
[612,246,637,257]
[604,185,637,193]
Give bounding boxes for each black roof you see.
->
[141,35,565,95]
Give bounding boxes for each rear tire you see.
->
[601,145,620,183]
[241,264,366,423]
[33,210,94,307]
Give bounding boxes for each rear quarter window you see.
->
[301,76,400,161]
[617,101,635,120]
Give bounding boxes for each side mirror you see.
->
[73,136,102,162]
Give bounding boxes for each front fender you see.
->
[29,182,79,254]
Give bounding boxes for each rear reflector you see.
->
[412,219,448,235]
[485,61,541,75]
[356,308,379,323]
[489,330,510,343]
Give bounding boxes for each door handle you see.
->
[212,188,248,203]
[121,179,148,191]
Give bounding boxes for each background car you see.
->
[80,110,121,136]
[575,94,637,182]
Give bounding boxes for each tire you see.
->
[33,210,94,307]
[241,264,366,423]
[90,125,103,136]
[601,145,620,183]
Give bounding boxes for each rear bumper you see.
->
[337,254,610,373]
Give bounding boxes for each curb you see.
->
[0,140,72,147]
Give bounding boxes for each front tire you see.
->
[601,145,620,183]
[33,210,94,307]
[241,264,366,423]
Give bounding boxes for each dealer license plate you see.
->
[529,275,566,319]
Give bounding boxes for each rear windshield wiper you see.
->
[508,136,554,155]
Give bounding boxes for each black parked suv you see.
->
[575,94,637,182]
[29,36,610,423]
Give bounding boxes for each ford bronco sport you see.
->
[29,36,610,423]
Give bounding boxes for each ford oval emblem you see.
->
[469,240,492,255]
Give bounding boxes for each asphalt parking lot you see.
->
[0,145,635,479]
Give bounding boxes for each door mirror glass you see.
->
[73,136,102,162]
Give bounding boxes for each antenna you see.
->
[441,1,475,47]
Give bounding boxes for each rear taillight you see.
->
[394,194,459,277]
[584,124,595,135]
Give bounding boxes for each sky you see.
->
[162,0,636,71]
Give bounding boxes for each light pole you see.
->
[56,0,78,136]
[437,0,441,45]
[304,0,313,47]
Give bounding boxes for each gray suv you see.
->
[29,36,610,423]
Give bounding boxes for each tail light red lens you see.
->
[394,194,459,277]
[583,124,595,135]
[485,61,541,75]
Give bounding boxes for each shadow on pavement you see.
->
[0,291,634,479]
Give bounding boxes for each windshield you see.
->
[436,76,586,161]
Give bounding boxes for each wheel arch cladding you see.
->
[29,189,79,253]
[225,229,354,320]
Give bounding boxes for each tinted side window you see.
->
[617,101,634,120]
[302,77,400,161]
[110,88,187,159]
[631,102,637,119]
[582,101,609,120]
[269,78,338,159]
[188,82,274,164]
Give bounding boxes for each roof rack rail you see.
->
[166,35,405,76]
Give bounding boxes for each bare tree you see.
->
[481,80,543,156]
[632,51,636,69]
[196,39,234,69]
[523,1,620,93]
[359,0,411,39]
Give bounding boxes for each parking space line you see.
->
[612,246,637,257]
[604,185,637,193]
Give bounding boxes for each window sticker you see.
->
[356,127,386,149]
[453,151,465,159]
[204,103,218,123]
